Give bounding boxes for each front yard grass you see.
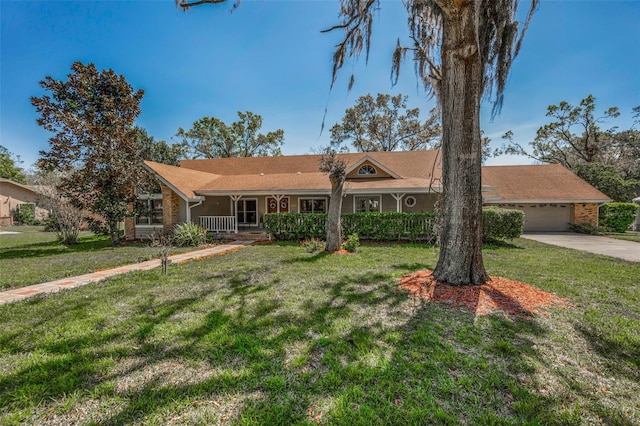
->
[604,231,640,243]
[0,240,638,424]
[0,226,189,290]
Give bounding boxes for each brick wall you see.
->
[573,203,599,226]
[162,184,181,228]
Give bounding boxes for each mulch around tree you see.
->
[398,270,568,319]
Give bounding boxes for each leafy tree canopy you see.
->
[499,95,640,200]
[573,163,638,202]
[0,145,27,183]
[32,61,145,245]
[499,95,638,170]
[330,93,441,152]
[135,127,186,166]
[176,111,284,159]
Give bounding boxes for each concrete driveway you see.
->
[521,233,640,263]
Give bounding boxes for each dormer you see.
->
[345,156,400,179]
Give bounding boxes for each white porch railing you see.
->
[199,216,237,233]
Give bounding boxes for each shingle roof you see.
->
[482,164,611,203]
[148,151,443,196]
[145,153,610,203]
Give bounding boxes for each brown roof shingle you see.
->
[146,153,610,203]
[482,164,611,203]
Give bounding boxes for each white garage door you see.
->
[520,204,571,232]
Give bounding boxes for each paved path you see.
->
[521,233,640,263]
[0,240,253,306]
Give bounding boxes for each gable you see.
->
[346,160,393,179]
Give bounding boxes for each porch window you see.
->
[355,195,381,212]
[237,199,258,225]
[135,198,163,225]
[299,198,327,213]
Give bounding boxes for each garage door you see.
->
[520,204,571,232]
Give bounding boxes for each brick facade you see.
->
[124,216,136,241]
[162,184,181,229]
[573,203,599,226]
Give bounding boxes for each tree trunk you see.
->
[109,219,121,245]
[325,177,345,251]
[432,3,489,286]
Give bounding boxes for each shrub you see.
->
[342,233,360,253]
[14,204,40,225]
[172,222,207,247]
[482,208,524,242]
[301,238,324,254]
[570,222,599,235]
[599,203,639,233]
[264,209,522,243]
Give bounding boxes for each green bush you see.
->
[599,203,638,233]
[172,222,207,247]
[482,207,524,242]
[569,222,600,235]
[342,233,360,253]
[264,212,436,242]
[14,204,40,225]
[264,210,521,243]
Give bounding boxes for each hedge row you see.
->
[599,203,639,233]
[263,208,524,243]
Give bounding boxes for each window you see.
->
[357,164,377,175]
[135,197,163,225]
[237,199,258,225]
[355,196,381,212]
[404,196,417,208]
[299,198,327,213]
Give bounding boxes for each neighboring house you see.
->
[127,150,611,239]
[0,178,49,226]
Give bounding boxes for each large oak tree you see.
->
[330,93,441,152]
[32,62,145,245]
[177,0,537,285]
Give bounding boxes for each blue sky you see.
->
[1,0,639,170]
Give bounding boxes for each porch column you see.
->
[230,195,242,234]
[391,193,405,213]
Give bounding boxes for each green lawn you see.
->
[0,240,638,424]
[604,232,640,243]
[0,226,189,290]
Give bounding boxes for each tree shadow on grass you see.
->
[0,260,634,424]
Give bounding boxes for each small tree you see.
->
[32,62,146,245]
[38,184,84,245]
[176,111,284,159]
[319,148,347,252]
[330,93,441,152]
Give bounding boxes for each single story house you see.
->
[126,150,611,239]
[0,178,49,226]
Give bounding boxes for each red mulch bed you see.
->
[398,270,568,319]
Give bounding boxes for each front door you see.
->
[237,199,258,225]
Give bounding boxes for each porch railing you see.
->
[199,216,237,233]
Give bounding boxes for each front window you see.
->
[237,199,258,225]
[355,196,381,213]
[300,198,327,213]
[135,197,163,225]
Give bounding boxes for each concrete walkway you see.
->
[521,233,640,263]
[0,240,253,306]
